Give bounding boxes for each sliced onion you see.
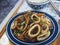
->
[40,16,51,27]
[11,21,17,29]
[11,23,15,29]
[28,24,40,38]
[42,24,49,33]
[30,23,34,27]
[45,18,51,26]
[17,15,28,31]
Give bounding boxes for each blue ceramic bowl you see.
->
[6,11,59,45]
[26,0,50,9]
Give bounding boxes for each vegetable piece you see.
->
[40,16,51,27]
[15,30,23,36]
[11,23,15,29]
[37,13,44,17]
[23,15,29,31]
[30,23,34,27]
[11,20,18,30]
[20,21,27,32]
[44,17,51,27]
[37,31,50,41]
[16,35,25,41]
[42,24,49,33]
[28,24,40,38]
[16,16,28,32]
[17,22,21,27]
[16,30,22,34]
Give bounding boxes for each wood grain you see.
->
[51,35,60,45]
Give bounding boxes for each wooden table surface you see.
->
[0,0,60,45]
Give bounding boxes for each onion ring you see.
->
[28,24,40,38]
[42,24,49,33]
[31,14,40,23]
[37,31,50,41]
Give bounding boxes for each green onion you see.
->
[16,30,22,34]
[18,22,21,27]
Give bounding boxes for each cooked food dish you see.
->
[11,11,53,43]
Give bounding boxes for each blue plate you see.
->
[6,11,59,45]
